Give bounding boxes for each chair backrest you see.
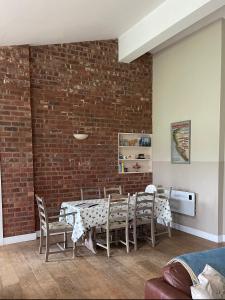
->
[104,186,122,198]
[35,195,49,231]
[106,194,130,228]
[80,187,101,200]
[145,184,157,193]
[134,192,155,221]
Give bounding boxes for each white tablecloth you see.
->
[61,196,172,242]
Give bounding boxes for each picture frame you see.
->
[171,120,191,164]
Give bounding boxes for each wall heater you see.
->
[165,189,196,217]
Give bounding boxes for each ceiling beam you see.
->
[118,0,225,63]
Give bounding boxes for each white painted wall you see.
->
[153,21,223,236]
[221,20,225,236]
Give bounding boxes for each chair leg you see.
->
[45,234,49,262]
[141,224,145,235]
[168,222,172,238]
[107,229,110,258]
[151,219,156,248]
[125,226,129,253]
[154,219,158,234]
[93,227,97,252]
[115,229,118,246]
[39,228,43,254]
[72,242,76,259]
[133,224,137,251]
[64,232,68,249]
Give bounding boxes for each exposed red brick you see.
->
[30,40,152,222]
[0,39,152,236]
[0,46,35,237]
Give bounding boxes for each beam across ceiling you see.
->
[118,0,225,63]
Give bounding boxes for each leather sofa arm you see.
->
[145,278,191,300]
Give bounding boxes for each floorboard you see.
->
[0,230,221,299]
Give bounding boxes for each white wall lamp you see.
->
[73,133,89,140]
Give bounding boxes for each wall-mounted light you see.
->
[73,133,88,140]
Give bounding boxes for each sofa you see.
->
[145,247,225,299]
[145,262,192,299]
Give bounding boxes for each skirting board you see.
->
[1,231,66,245]
[1,225,225,245]
[171,222,225,243]
[1,232,37,245]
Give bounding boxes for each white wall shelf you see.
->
[119,171,150,174]
[118,133,152,174]
[119,159,151,161]
[119,146,151,148]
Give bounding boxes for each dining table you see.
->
[60,194,172,253]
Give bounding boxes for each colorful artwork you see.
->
[171,120,191,164]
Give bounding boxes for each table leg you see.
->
[84,227,97,254]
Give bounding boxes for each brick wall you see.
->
[0,39,152,236]
[30,40,152,215]
[0,46,35,237]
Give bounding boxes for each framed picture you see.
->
[171,120,191,164]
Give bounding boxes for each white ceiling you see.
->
[0,0,166,46]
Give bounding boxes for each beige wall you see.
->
[221,20,225,236]
[153,21,223,236]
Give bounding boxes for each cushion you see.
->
[136,217,152,225]
[163,262,192,296]
[102,221,127,229]
[191,264,225,299]
[49,221,73,231]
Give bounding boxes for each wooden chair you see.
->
[35,195,76,262]
[80,187,101,200]
[130,192,156,250]
[96,194,130,257]
[103,186,122,199]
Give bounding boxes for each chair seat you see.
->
[102,221,127,230]
[47,221,73,233]
[136,217,152,225]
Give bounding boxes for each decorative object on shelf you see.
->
[119,153,123,159]
[124,167,128,172]
[128,139,138,146]
[73,133,88,140]
[123,140,128,146]
[171,120,191,164]
[139,136,151,147]
[119,161,125,173]
[137,154,145,159]
[132,162,141,172]
[120,139,129,146]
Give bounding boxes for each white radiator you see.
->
[167,189,196,217]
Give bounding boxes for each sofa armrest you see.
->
[145,277,191,300]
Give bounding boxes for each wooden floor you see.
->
[0,230,221,299]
